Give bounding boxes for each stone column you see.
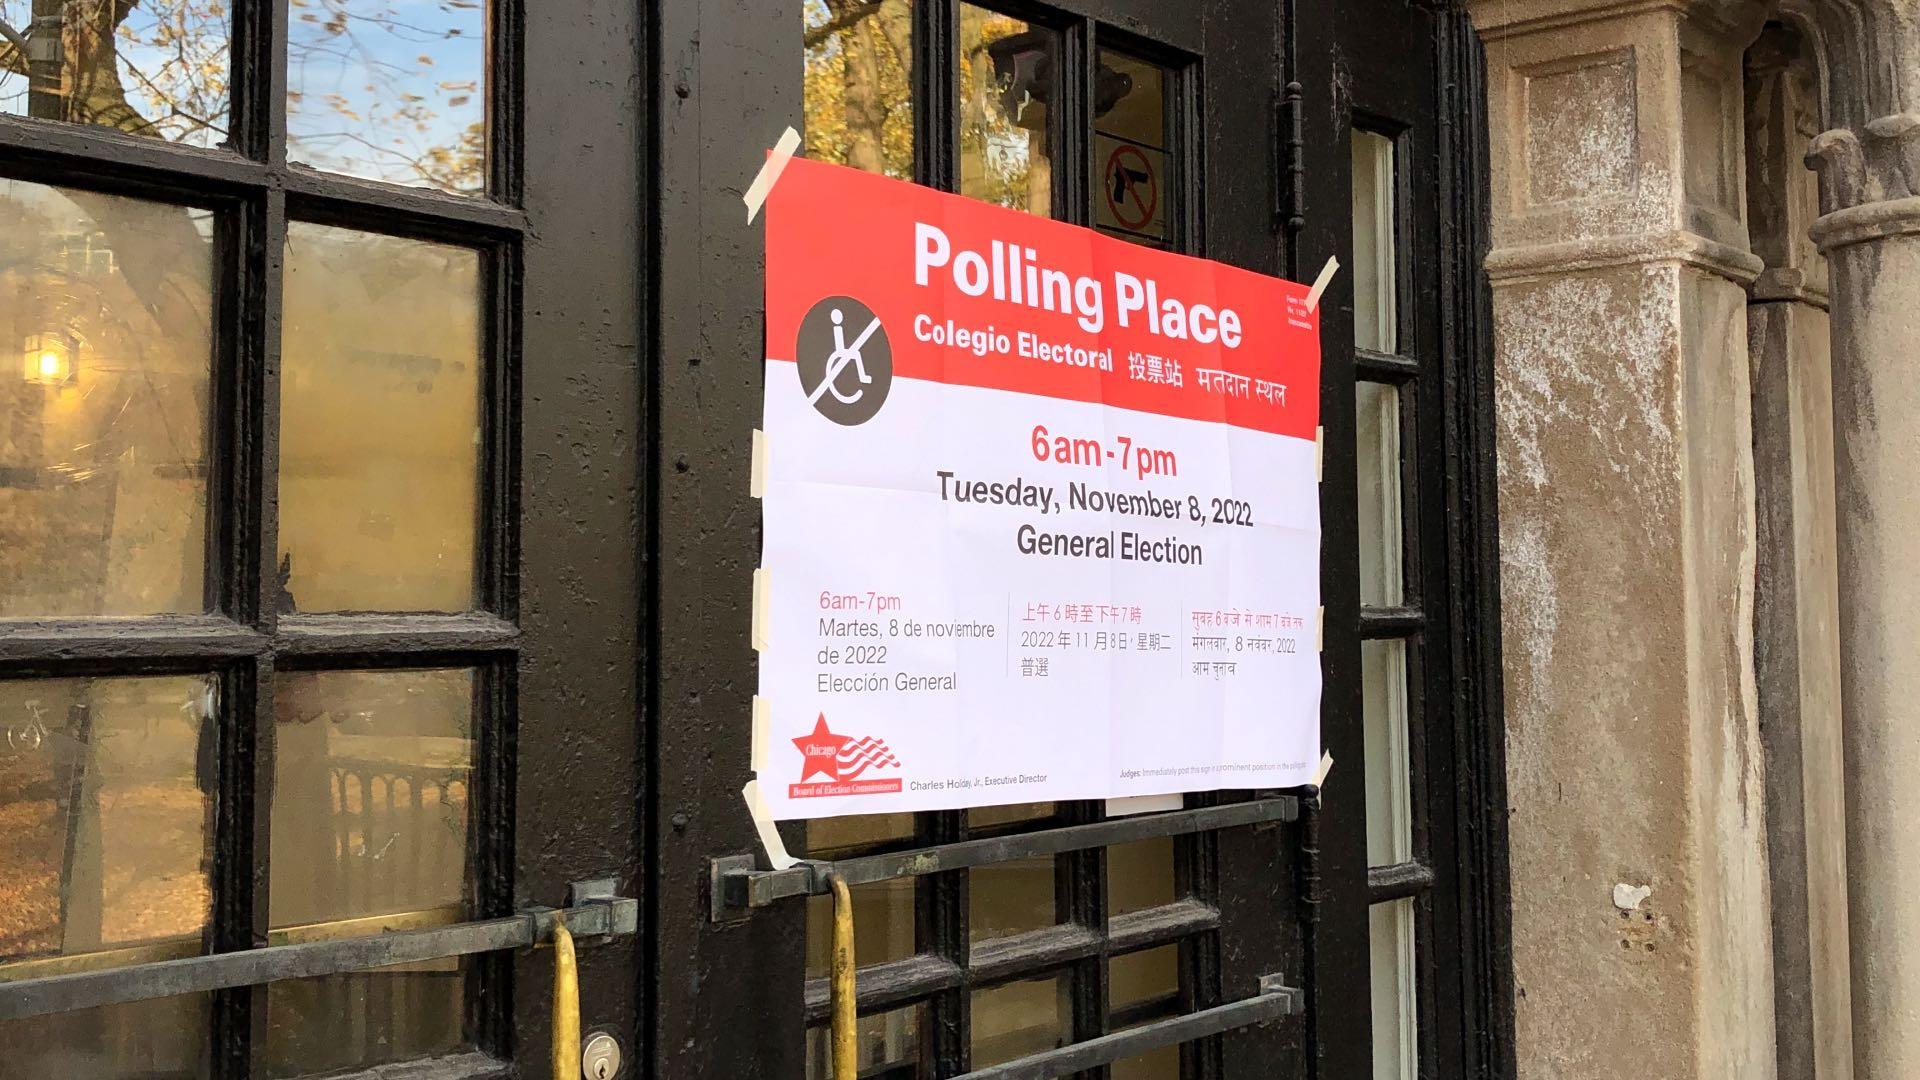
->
[1804,65,1920,1076]
[1466,1,1777,1076]
[1745,26,1854,1080]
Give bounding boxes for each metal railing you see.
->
[714,795,1305,1080]
[0,879,635,1022]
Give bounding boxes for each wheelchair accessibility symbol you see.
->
[796,295,893,425]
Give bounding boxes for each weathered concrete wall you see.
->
[1468,1,1779,1075]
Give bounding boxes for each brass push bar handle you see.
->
[828,872,859,1080]
[552,914,582,1080]
[0,878,637,1022]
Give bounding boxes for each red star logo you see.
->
[793,713,852,782]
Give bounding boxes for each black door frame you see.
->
[1289,3,1515,1079]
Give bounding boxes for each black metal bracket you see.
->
[710,796,1298,921]
[0,878,638,1022]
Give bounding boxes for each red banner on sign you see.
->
[765,157,1321,441]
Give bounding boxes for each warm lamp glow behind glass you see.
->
[22,332,78,386]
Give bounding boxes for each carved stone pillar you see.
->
[1466,0,1777,1076]
[1798,5,1920,1065]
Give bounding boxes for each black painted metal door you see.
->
[0,1,648,1076]
[651,2,1328,1077]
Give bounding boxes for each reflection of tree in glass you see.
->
[958,7,1043,214]
[801,2,1044,212]
[803,0,912,179]
[0,1,486,193]
[0,0,231,144]
[287,0,487,195]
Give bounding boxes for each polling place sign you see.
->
[756,156,1322,820]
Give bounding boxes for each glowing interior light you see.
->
[22,334,76,385]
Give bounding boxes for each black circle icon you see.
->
[796,295,893,426]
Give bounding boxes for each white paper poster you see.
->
[756,157,1323,819]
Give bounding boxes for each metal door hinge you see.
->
[1276,79,1306,237]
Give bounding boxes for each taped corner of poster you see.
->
[744,126,802,223]
[751,568,771,652]
[1315,606,1324,652]
[1315,425,1324,482]
[750,695,771,772]
[1304,255,1340,312]
[1312,751,1334,789]
[750,428,768,499]
[742,778,799,871]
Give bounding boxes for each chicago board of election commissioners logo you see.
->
[796,295,892,425]
[790,713,904,798]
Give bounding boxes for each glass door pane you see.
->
[1351,130,1397,354]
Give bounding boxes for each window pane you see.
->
[968,800,1052,829]
[970,856,1056,942]
[808,812,916,853]
[0,0,230,147]
[802,0,913,180]
[1352,130,1398,354]
[0,675,216,959]
[1362,640,1412,866]
[1370,898,1417,1080]
[959,6,1053,215]
[1107,836,1176,917]
[1094,49,1171,246]
[972,974,1069,1067]
[806,1004,922,1079]
[287,0,490,195]
[266,668,476,1076]
[0,674,216,1078]
[806,877,915,978]
[803,812,917,978]
[278,223,482,614]
[1111,946,1181,1080]
[1356,381,1404,608]
[0,995,210,1079]
[0,180,213,617]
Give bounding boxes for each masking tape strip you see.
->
[1303,255,1340,312]
[1106,793,1184,817]
[1314,425,1324,482]
[742,779,799,871]
[750,428,767,499]
[752,568,771,652]
[751,696,771,773]
[744,126,802,223]
[1315,606,1324,652]
[1312,751,1334,789]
